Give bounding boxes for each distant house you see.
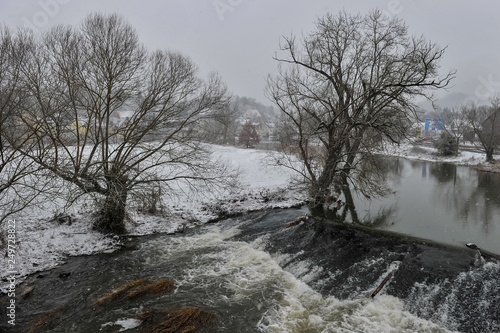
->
[70,120,87,135]
[256,122,274,140]
[242,109,262,123]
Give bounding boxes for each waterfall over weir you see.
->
[4,208,499,332]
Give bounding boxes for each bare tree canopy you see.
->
[200,101,240,145]
[0,26,47,224]
[441,104,472,156]
[465,96,500,162]
[266,9,455,212]
[6,13,232,233]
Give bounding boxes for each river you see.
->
[349,158,500,255]
[3,208,499,332]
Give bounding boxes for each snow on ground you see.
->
[1,142,498,290]
[379,141,500,171]
[0,145,304,290]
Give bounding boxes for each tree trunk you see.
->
[486,147,494,162]
[310,148,341,209]
[310,179,333,210]
[94,176,128,234]
[342,185,360,224]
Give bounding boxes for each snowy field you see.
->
[1,142,499,291]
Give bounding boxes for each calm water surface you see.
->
[352,158,500,254]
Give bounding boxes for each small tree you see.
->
[434,132,458,156]
[10,14,232,234]
[441,105,471,156]
[238,121,260,148]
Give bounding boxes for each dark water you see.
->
[2,208,499,332]
[349,158,500,255]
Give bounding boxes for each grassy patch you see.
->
[121,279,175,301]
[91,278,149,307]
[147,308,215,333]
[91,278,174,308]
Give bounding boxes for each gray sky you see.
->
[1,0,499,105]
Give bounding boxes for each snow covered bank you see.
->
[379,141,500,172]
[1,145,305,290]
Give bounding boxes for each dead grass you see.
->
[147,308,215,333]
[90,278,150,307]
[91,278,175,308]
[121,279,175,301]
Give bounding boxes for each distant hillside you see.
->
[234,96,280,124]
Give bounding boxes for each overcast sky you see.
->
[1,0,499,105]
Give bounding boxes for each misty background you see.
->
[1,0,499,109]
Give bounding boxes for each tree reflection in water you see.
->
[310,157,500,254]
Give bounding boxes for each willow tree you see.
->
[12,14,231,234]
[266,10,454,212]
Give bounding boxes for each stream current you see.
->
[3,208,499,332]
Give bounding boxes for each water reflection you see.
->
[341,158,500,254]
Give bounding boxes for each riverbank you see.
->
[379,141,500,172]
[1,142,498,291]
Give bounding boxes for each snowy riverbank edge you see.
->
[380,141,500,172]
[1,142,499,291]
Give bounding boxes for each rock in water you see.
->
[466,243,480,250]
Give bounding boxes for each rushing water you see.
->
[349,158,500,255]
[3,208,499,332]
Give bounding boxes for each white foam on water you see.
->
[100,318,142,331]
[255,262,456,333]
[144,227,457,333]
[405,257,500,332]
[258,293,459,333]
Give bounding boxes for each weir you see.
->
[1,207,498,332]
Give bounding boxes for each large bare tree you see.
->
[11,14,232,234]
[266,10,454,213]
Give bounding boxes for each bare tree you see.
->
[441,105,471,156]
[201,101,240,145]
[11,14,233,234]
[466,97,500,162]
[266,9,454,212]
